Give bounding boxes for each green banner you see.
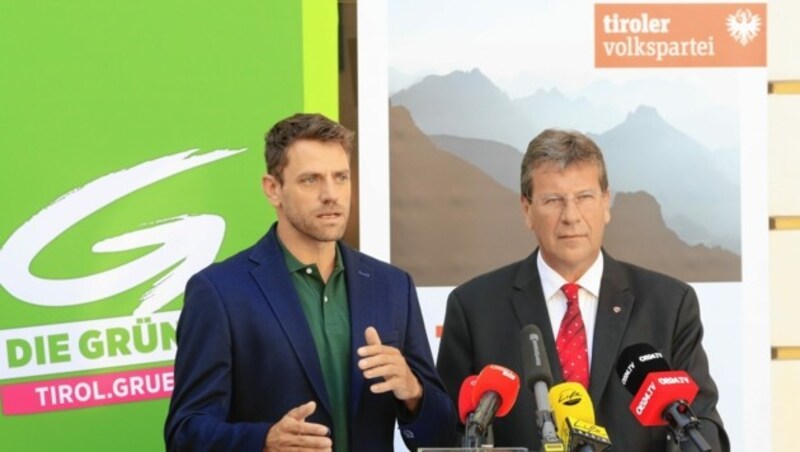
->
[0,1,338,450]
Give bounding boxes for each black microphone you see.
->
[520,324,565,451]
[616,343,712,452]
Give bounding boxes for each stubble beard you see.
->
[285,204,349,243]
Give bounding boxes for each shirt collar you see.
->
[276,232,344,274]
[537,250,604,301]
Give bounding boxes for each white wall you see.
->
[768,1,800,450]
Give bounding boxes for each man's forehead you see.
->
[285,141,349,166]
[531,162,602,190]
[533,159,598,172]
[534,161,600,176]
[287,138,346,154]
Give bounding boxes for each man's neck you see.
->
[276,224,337,282]
[539,250,602,284]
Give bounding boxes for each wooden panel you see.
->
[772,346,800,360]
[770,216,800,230]
[769,80,800,94]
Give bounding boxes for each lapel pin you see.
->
[613,306,622,314]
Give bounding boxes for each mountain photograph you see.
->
[389,69,742,284]
[390,69,537,150]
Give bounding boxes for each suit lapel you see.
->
[248,227,332,418]
[588,252,634,402]
[511,249,635,397]
[341,246,373,420]
[509,250,564,383]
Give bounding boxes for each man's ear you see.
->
[602,189,612,224]
[262,173,282,208]
[521,195,534,230]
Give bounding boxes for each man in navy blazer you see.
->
[165,113,456,451]
[436,129,728,451]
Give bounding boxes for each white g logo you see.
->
[0,149,245,316]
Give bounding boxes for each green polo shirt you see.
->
[278,238,351,452]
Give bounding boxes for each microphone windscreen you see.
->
[616,343,670,394]
[629,370,699,426]
[520,324,553,390]
[471,364,521,417]
[458,375,479,424]
[548,381,611,451]
[549,382,595,445]
[549,381,595,424]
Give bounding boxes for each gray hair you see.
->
[520,128,609,199]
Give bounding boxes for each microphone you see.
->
[520,324,565,451]
[458,375,478,425]
[548,382,611,451]
[616,343,712,452]
[463,364,520,447]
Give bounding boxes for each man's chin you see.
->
[317,233,344,242]
[309,226,346,243]
[286,216,348,243]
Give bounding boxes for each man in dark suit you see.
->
[436,129,728,451]
[165,113,456,451]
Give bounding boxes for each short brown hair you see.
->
[520,128,609,200]
[264,113,354,183]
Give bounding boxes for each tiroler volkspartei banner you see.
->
[0,1,338,450]
[358,0,768,449]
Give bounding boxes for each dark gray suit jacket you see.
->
[436,249,728,451]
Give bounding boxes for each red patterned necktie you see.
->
[556,283,590,389]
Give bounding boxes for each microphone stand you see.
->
[462,413,488,448]
[533,380,564,450]
[463,425,481,447]
[663,401,712,452]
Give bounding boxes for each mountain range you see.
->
[390,106,536,285]
[389,105,741,284]
[390,68,740,151]
[391,68,741,253]
[390,69,537,150]
[591,106,740,252]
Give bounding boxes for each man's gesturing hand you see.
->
[264,401,331,451]
[357,326,423,413]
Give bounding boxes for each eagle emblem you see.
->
[726,8,761,46]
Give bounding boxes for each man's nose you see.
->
[319,177,338,201]
[560,197,582,222]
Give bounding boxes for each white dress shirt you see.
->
[537,251,604,366]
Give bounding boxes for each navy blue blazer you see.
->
[165,225,456,451]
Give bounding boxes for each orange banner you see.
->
[595,3,766,67]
